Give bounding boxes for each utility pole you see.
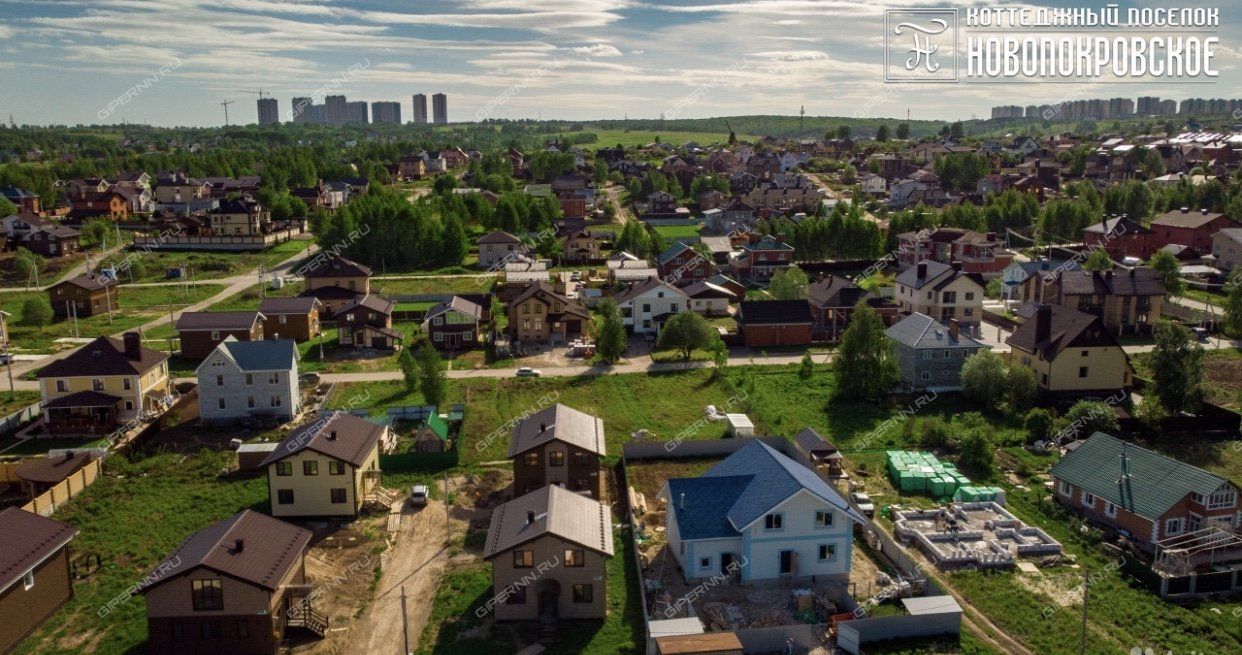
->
[443,471,451,546]
[400,586,410,655]
[4,339,14,401]
[1079,568,1089,655]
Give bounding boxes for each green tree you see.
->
[1083,248,1113,270]
[594,158,609,185]
[799,352,814,380]
[1064,400,1120,438]
[596,299,627,364]
[20,298,52,329]
[1023,408,1054,443]
[1225,273,1242,337]
[1149,320,1204,414]
[834,302,898,401]
[961,350,1007,409]
[432,173,457,195]
[958,427,995,479]
[80,220,110,248]
[769,266,809,300]
[896,123,910,140]
[836,125,852,140]
[440,213,469,265]
[1006,365,1038,412]
[415,342,448,407]
[656,311,713,361]
[398,348,419,393]
[710,339,729,379]
[0,196,16,217]
[875,124,890,142]
[1147,250,1184,296]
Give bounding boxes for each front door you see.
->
[538,589,559,621]
[446,333,461,349]
[721,553,735,577]
[779,550,796,576]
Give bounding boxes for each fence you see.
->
[131,230,299,252]
[0,403,40,436]
[621,435,789,461]
[19,458,103,516]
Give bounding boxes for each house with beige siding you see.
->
[37,333,171,435]
[894,261,985,336]
[0,509,79,654]
[508,404,606,499]
[483,485,614,622]
[298,256,372,318]
[1021,268,1164,335]
[1005,304,1132,396]
[262,412,391,518]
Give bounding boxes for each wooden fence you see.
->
[18,458,103,516]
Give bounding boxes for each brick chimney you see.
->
[916,262,927,279]
[1035,305,1052,343]
[122,332,142,360]
[948,318,960,340]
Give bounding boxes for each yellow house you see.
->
[1005,305,1132,395]
[895,261,986,336]
[261,412,392,518]
[36,333,171,435]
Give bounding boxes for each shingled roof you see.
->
[261,412,385,468]
[0,508,78,594]
[483,485,614,559]
[301,256,372,279]
[1005,304,1120,359]
[38,335,168,378]
[1054,268,1165,297]
[175,311,264,332]
[508,403,605,458]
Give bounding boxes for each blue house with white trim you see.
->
[658,440,864,584]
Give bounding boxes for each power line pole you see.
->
[400,586,410,655]
[1079,568,1089,655]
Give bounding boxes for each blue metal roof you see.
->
[666,476,752,540]
[222,339,298,372]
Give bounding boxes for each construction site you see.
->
[1149,527,1242,598]
[892,502,1064,569]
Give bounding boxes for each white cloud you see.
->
[0,24,12,39]
[571,44,623,57]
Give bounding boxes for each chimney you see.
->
[526,510,535,525]
[1180,207,1189,213]
[986,232,996,242]
[328,431,337,441]
[1201,208,1209,215]
[949,318,960,340]
[233,539,245,553]
[679,493,686,510]
[916,262,927,279]
[1130,267,1136,277]
[539,423,547,433]
[950,262,962,273]
[123,332,142,361]
[1035,305,1052,343]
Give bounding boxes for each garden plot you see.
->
[893,502,1062,570]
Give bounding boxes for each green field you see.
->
[97,238,311,284]
[0,390,40,417]
[373,275,498,297]
[652,224,702,240]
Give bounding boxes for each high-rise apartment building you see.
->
[257,97,279,126]
[413,94,428,124]
[432,93,447,124]
[371,101,401,124]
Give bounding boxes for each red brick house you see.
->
[896,228,1013,278]
[1082,216,1157,261]
[1150,208,1240,256]
[657,241,713,283]
[736,300,813,347]
[729,235,794,282]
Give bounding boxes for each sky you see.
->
[0,0,1237,127]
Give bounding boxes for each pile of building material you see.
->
[886,451,972,498]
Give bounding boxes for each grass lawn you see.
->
[373,275,498,297]
[1132,347,1242,413]
[6,283,228,353]
[652,224,702,240]
[0,390,40,417]
[97,238,311,284]
[0,436,110,456]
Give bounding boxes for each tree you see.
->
[769,266,809,300]
[1134,397,1167,431]
[961,350,1007,409]
[0,196,16,217]
[1005,366,1038,412]
[20,298,52,329]
[594,158,609,185]
[875,124,890,142]
[836,125,852,140]
[1023,408,1054,443]
[80,220,110,248]
[596,299,627,364]
[1083,248,1112,270]
[896,123,910,140]
[398,348,419,393]
[432,173,457,195]
[440,213,469,265]
[1149,320,1204,414]
[12,247,42,283]
[835,302,899,401]
[1063,400,1120,438]
[656,311,714,361]
[958,427,995,479]
[415,342,448,407]
[1147,250,1184,296]
[1225,273,1242,337]
[710,338,728,378]
[799,352,815,380]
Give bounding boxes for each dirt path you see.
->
[349,498,450,655]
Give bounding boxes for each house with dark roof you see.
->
[47,274,117,319]
[613,277,689,335]
[196,338,299,426]
[658,440,864,583]
[175,311,266,360]
[14,451,96,498]
[1150,208,1240,256]
[1021,268,1164,335]
[896,227,1013,277]
[37,333,171,434]
[506,281,591,345]
[999,259,1081,301]
[793,427,843,477]
[136,510,323,653]
[1050,433,1240,552]
[1006,304,1132,395]
[895,261,985,337]
[0,508,78,654]
[0,186,41,213]
[207,197,270,236]
[885,313,989,392]
[806,275,896,342]
[1082,215,1157,260]
[423,295,487,350]
[728,235,794,282]
[477,231,529,269]
[508,404,606,498]
[23,224,80,257]
[336,295,403,350]
[657,241,713,283]
[484,485,614,622]
[681,280,736,316]
[258,296,321,342]
[298,255,371,317]
[736,300,813,348]
[262,412,390,518]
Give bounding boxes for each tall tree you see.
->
[398,348,419,393]
[961,350,1007,409]
[769,266,809,300]
[415,341,448,407]
[834,302,898,400]
[1147,250,1184,296]
[656,311,714,361]
[596,299,627,364]
[1225,272,1242,337]
[1149,320,1204,414]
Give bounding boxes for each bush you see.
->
[1063,400,1120,439]
[961,351,1007,409]
[919,416,951,449]
[20,298,53,328]
[1023,408,1054,443]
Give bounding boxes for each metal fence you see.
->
[0,403,40,436]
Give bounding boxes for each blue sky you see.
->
[0,1,1236,127]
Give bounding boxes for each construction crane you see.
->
[220,99,235,125]
[237,89,270,99]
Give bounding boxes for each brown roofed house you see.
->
[336,295,403,350]
[48,274,118,319]
[1006,304,1132,396]
[258,296,322,342]
[509,403,606,498]
[1150,208,1241,256]
[23,224,81,258]
[1022,268,1164,335]
[423,295,487,350]
[37,333,171,433]
[298,255,372,318]
[0,508,79,654]
[507,281,591,345]
[262,412,390,518]
[175,311,266,360]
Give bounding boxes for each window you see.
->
[943,349,951,359]
[92,378,104,391]
[279,314,287,325]
[303,460,318,476]
[572,584,593,603]
[247,396,255,408]
[965,292,975,301]
[123,378,132,391]
[191,579,224,611]
[276,461,293,476]
[565,549,586,567]
[330,488,347,504]
[1104,501,1118,518]
[525,452,539,467]
[506,586,527,604]
[200,621,220,639]
[269,373,279,384]
[699,556,712,569]
[236,619,249,639]
[211,330,220,340]
[920,350,932,360]
[170,622,184,642]
[573,451,590,466]
[270,395,282,408]
[513,550,534,568]
[1082,492,1096,508]
[942,291,956,303]
[921,371,931,381]
[1081,350,1089,357]
[815,511,834,528]
[329,461,345,475]
[218,398,226,410]
[964,308,973,316]
[22,570,34,591]
[549,451,565,466]
[1165,517,1185,535]
[277,489,294,504]
[764,513,784,530]
[1206,489,1237,510]
[464,330,473,340]
[434,332,444,342]
[818,544,836,561]
[1079,366,1089,378]
[56,380,68,392]
[216,374,224,387]
[1058,480,1072,496]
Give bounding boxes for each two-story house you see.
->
[262,412,390,519]
[298,256,372,318]
[1005,304,1132,396]
[423,296,486,350]
[1081,216,1156,261]
[1021,268,1164,335]
[0,508,79,654]
[729,235,794,282]
[1212,228,1242,272]
[336,295,403,350]
[136,510,324,654]
[258,297,321,342]
[659,440,864,583]
[806,275,896,342]
[24,225,81,258]
[508,403,605,498]
[37,333,171,434]
[1150,208,1240,256]
[507,282,591,345]
[613,278,690,335]
[894,261,985,336]
[175,311,266,360]
[196,338,299,426]
[477,231,530,269]
[47,274,118,319]
[483,485,614,622]
[657,242,713,283]
[885,313,989,392]
[208,198,270,236]
[559,229,600,265]
[896,228,1013,278]
[999,259,1080,301]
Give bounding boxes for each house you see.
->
[1021,268,1164,335]
[208,198,270,236]
[1005,304,1132,395]
[153,172,211,205]
[258,296,321,341]
[699,236,734,265]
[336,295,403,350]
[507,281,591,345]
[858,173,886,196]
[500,259,551,301]
[806,275,896,342]
[37,333,171,434]
[896,228,1013,277]
[262,412,389,518]
[14,452,96,498]
[424,296,486,350]
[1082,216,1157,260]
[736,300,813,348]
[657,242,713,283]
[175,311,266,360]
[136,510,323,654]
[196,338,299,426]
[23,225,80,257]
[508,403,605,498]
[1211,228,1242,271]
[0,186,41,213]
[1050,433,1240,551]
[608,259,660,286]
[729,235,794,282]
[1150,208,1240,256]
[895,262,985,336]
[298,256,372,318]
[614,278,690,335]
[483,485,614,622]
[793,428,844,478]
[681,280,736,317]
[478,231,529,269]
[1000,260,1080,301]
[47,274,118,319]
[560,229,600,265]
[885,313,988,392]
[2,212,50,240]
[659,440,864,583]
[0,508,78,654]
[647,191,679,216]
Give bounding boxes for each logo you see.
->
[885,9,958,82]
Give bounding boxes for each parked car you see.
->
[410,485,429,506]
[515,367,542,377]
[850,491,875,517]
[0,353,12,365]
[1191,326,1209,341]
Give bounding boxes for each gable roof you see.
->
[136,510,311,594]
[1152,208,1236,230]
[175,311,264,332]
[202,338,298,373]
[477,230,523,245]
[483,485,614,559]
[424,296,484,322]
[1083,215,1151,236]
[38,335,168,378]
[681,280,736,299]
[1055,268,1165,297]
[613,277,688,305]
[1050,433,1234,520]
[737,300,812,325]
[806,275,868,308]
[336,294,395,317]
[885,312,988,350]
[895,260,956,290]
[1005,304,1120,359]
[301,256,372,279]
[657,241,703,266]
[262,412,386,468]
[0,508,78,594]
[793,427,839,458]
[258,296,321,314]
[508,403,605,458]
[53,274,116,292]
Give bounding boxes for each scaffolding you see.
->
[1153,527,1242,576]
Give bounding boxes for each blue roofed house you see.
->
[658,440,865,584]
[196,337,300,426]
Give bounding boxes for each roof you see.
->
[681,281,735,299]
[895,260,957,290]
[1215,227,1242,245]
[301,256,372,279]
[885,312,988,350]
[793,427,839,457]
[699,236,733,254]
[53,274,116,292]
[424,296,484,322]
[1050,433,1234,521]
[337,294,396,316]
[1083,215,1151,236]
[614,277,688,305]
[737,300,813,325]
[1005,305,1119,359]
[0,508,78,594]
[175,311,263,332]
[743,235,794,252]
[1055,268,1164,297]
[258,296,321,314]
[300,285,360,300]
[1152,208,1236,230]
[657,241,702,266]
[262,412,386,467]
[38,335,168,379]
[509,403,605,458]
[477,230,523,244]
[655,632,744,654]
[510,282,590,319]
[902,596,963,616]
[15,452,95,484]
[806,275,868,308]
[483,485,614,559]
[665,441,864,540]
[206,338,299,372]
[136,510,311,594]
[43,390,122,409]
